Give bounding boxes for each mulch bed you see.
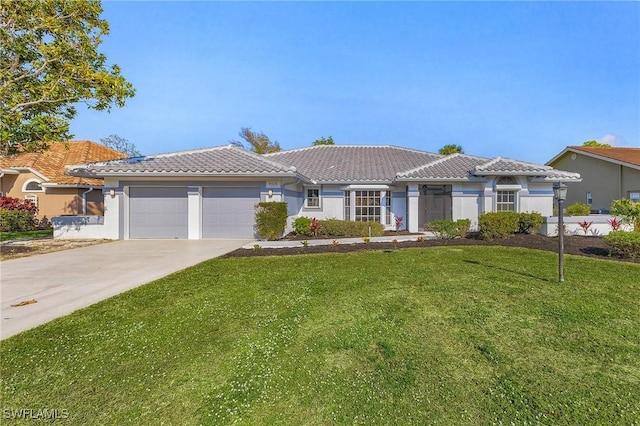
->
[223,234,639,263]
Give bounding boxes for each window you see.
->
[344,190,351,220]
[24,194,38,207]
[355,190,381,222]
[630,192,640,202]
[496,191,515,211]
[23,179,43,192]
[586,192,593,205]
[305,187,320,208]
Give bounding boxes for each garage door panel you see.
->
[202,187,259,238]
[129,187,188,239]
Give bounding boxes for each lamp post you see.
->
[553,182,568,282]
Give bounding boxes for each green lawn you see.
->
[0,228,53,241]
[1,246,639,425]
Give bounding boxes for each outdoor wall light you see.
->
[268,189,273,198]
[108,188,116,198]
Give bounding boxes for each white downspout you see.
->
[81,187,94,215]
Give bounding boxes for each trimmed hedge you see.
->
[426,219,470,239]
[478,211,543,240]
[0,209,37,232]
[566,203,591,216]
[518,212,544,234]
[604,231,640,259]
[255,202,288,240]
[293,217,384,238]
[478,212,520,239]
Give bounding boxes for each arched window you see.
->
[496,176,517,185]
[23,179,43,192]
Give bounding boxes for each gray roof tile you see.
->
[266,145,442,183]
[67,145,298,177]
[397,153,490,179]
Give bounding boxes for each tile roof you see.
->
[65,143,580,183]
[1,141,126,186]
[566,146,640,167]
[68,144,299,177]
[266,145,442,183]
[397,153,490,180]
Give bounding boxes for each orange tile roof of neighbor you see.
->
[0,141,126,186]
[569,146,640,167]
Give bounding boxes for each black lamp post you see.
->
[553,182,568,282]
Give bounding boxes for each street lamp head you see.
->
[553,182,568,201]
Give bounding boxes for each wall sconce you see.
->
[108,188,116,198]
[422,185,428,195]
[267,189,273,198]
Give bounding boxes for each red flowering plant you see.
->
[608,217,622,231]
[395,216,404,231]
[578,220,593,235]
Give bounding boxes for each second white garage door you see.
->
[202,187,260,238]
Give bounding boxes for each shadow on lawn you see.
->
[463,259,555,284]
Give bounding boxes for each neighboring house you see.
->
[0,141,126,219]
[547,146,640,213]
[64,144,579,240]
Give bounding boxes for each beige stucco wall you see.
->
[550,152,640,212]
[0,171,105,218]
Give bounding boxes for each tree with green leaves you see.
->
[312,136,335,146]
[100,134,141,157]
[0,0,135,155]
[582,140,611,148]
[438,144,464,155]
[230,127,280,154]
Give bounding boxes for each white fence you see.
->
[540,215,632,237]
[52,216,111,239]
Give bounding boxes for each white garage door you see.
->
[202,187,260,238]
[129,187,188,239]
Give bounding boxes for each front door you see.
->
[420,185,452,228]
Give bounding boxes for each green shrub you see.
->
[255,202,288,240]
[426,219,470,239]
[566,203,591,216]
[456,219,471,237]
[293,216,312,236]
[0,209,37,232]
[610,198,640,232]
[604,231,640,259]
[478,212,520,239]
[318,219,384,238]
[518,212,543,234]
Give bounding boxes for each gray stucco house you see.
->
[60,144,580,239]
[547,146,640,213]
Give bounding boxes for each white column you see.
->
[407,184,420,232]
[188,186,201,239]
[102,187,121,239]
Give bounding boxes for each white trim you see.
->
[10,167,50,181]
[22,178,44,192]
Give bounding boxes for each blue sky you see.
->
[70,1,640,164]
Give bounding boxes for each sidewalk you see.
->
[242,232,434,249]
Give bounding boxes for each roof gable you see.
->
[398,153,489,180]
[266,145,442,183]
[0,141,126,186]
[547,146,640,170]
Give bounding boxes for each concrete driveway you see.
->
[1,239,249,339]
